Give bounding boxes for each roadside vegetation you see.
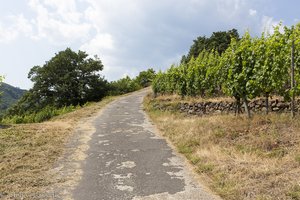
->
[0,48,156,124]
[153,23,300,118]
[0,83,26,116]
[145,94,300,199]
[145,23,300,199]
[0,96,115,199]
[0,49,156,198]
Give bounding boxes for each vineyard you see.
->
[152,23,300,117]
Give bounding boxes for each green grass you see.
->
[197,163,214,173]
[295,155,300,164]
[210,172,240,199]
[1,105,79,124]
[288,185,300,199]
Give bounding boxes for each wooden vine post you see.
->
[291,39,295,118]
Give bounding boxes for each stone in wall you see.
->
[178,99,293,116]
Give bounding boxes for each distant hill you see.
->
[0,83,26,114]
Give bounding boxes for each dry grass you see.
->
[0,97,116,199]
[144,94,300,200]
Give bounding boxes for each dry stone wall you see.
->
[152,98,300,116]
[180,99,298,115]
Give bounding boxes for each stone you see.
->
[262,107,267,112]
[188,110,195,115]
[277,102,287,108]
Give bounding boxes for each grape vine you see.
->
[152,24,300,117]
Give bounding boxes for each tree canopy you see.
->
[135,68,156,88]
[10,48,108,115]
[182,29,239,63]
[109,68,156,95]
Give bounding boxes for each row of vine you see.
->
[152,23,300,116]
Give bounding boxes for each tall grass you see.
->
[1,105,79,124]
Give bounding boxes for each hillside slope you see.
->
[0,83,26,114]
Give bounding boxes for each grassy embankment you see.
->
[144,94,300,200]
[0,96,116,198]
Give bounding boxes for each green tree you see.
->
[10,48,108,115]
[183,29,239,63]
[135,68,156,88]
[109,76,140,95]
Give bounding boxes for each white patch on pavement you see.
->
[105,160,115,167]
[116,185,134,192]
[117,161,136,169]
[113,173,134,192]
[98,140,109,144]
[131,149,140,152]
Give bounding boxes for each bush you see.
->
[1,105,77,124]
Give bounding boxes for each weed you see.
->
[295,155,300,164]
[212,173,238,199]
[288,185,300,199]
[267,148,286,158]
[189,155,201,165]
[197,163,214,173]
[178,144,193,154]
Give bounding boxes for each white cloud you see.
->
[28,0,92,44]
[43,0,81,23]
[0,14,32,43]
[2,0,294,88]
[249,9,257,16]
[261,15,283,34]
[80,33,114,55]
[216,0,245,19]
[0,25,18,43]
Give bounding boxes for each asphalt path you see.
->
[72,89,220,200]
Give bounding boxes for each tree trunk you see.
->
[235,97,242,115]
[265,92,269,115]
[242,96,251,118]
[153,92,157,98]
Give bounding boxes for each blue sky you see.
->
[1,0,299,89]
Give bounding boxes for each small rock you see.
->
[188,110,194,114]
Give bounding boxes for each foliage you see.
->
[0,75,3,100]
[0,83,26,115]
[108,68,156,95]
[0,75,3,87]
[108,76,141,95]
[153,24,300,117]
[1,105,78,124]
[182,29,239,63]
[135,68,156,87]
[1,47,156,124]
[7,48,108,116]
